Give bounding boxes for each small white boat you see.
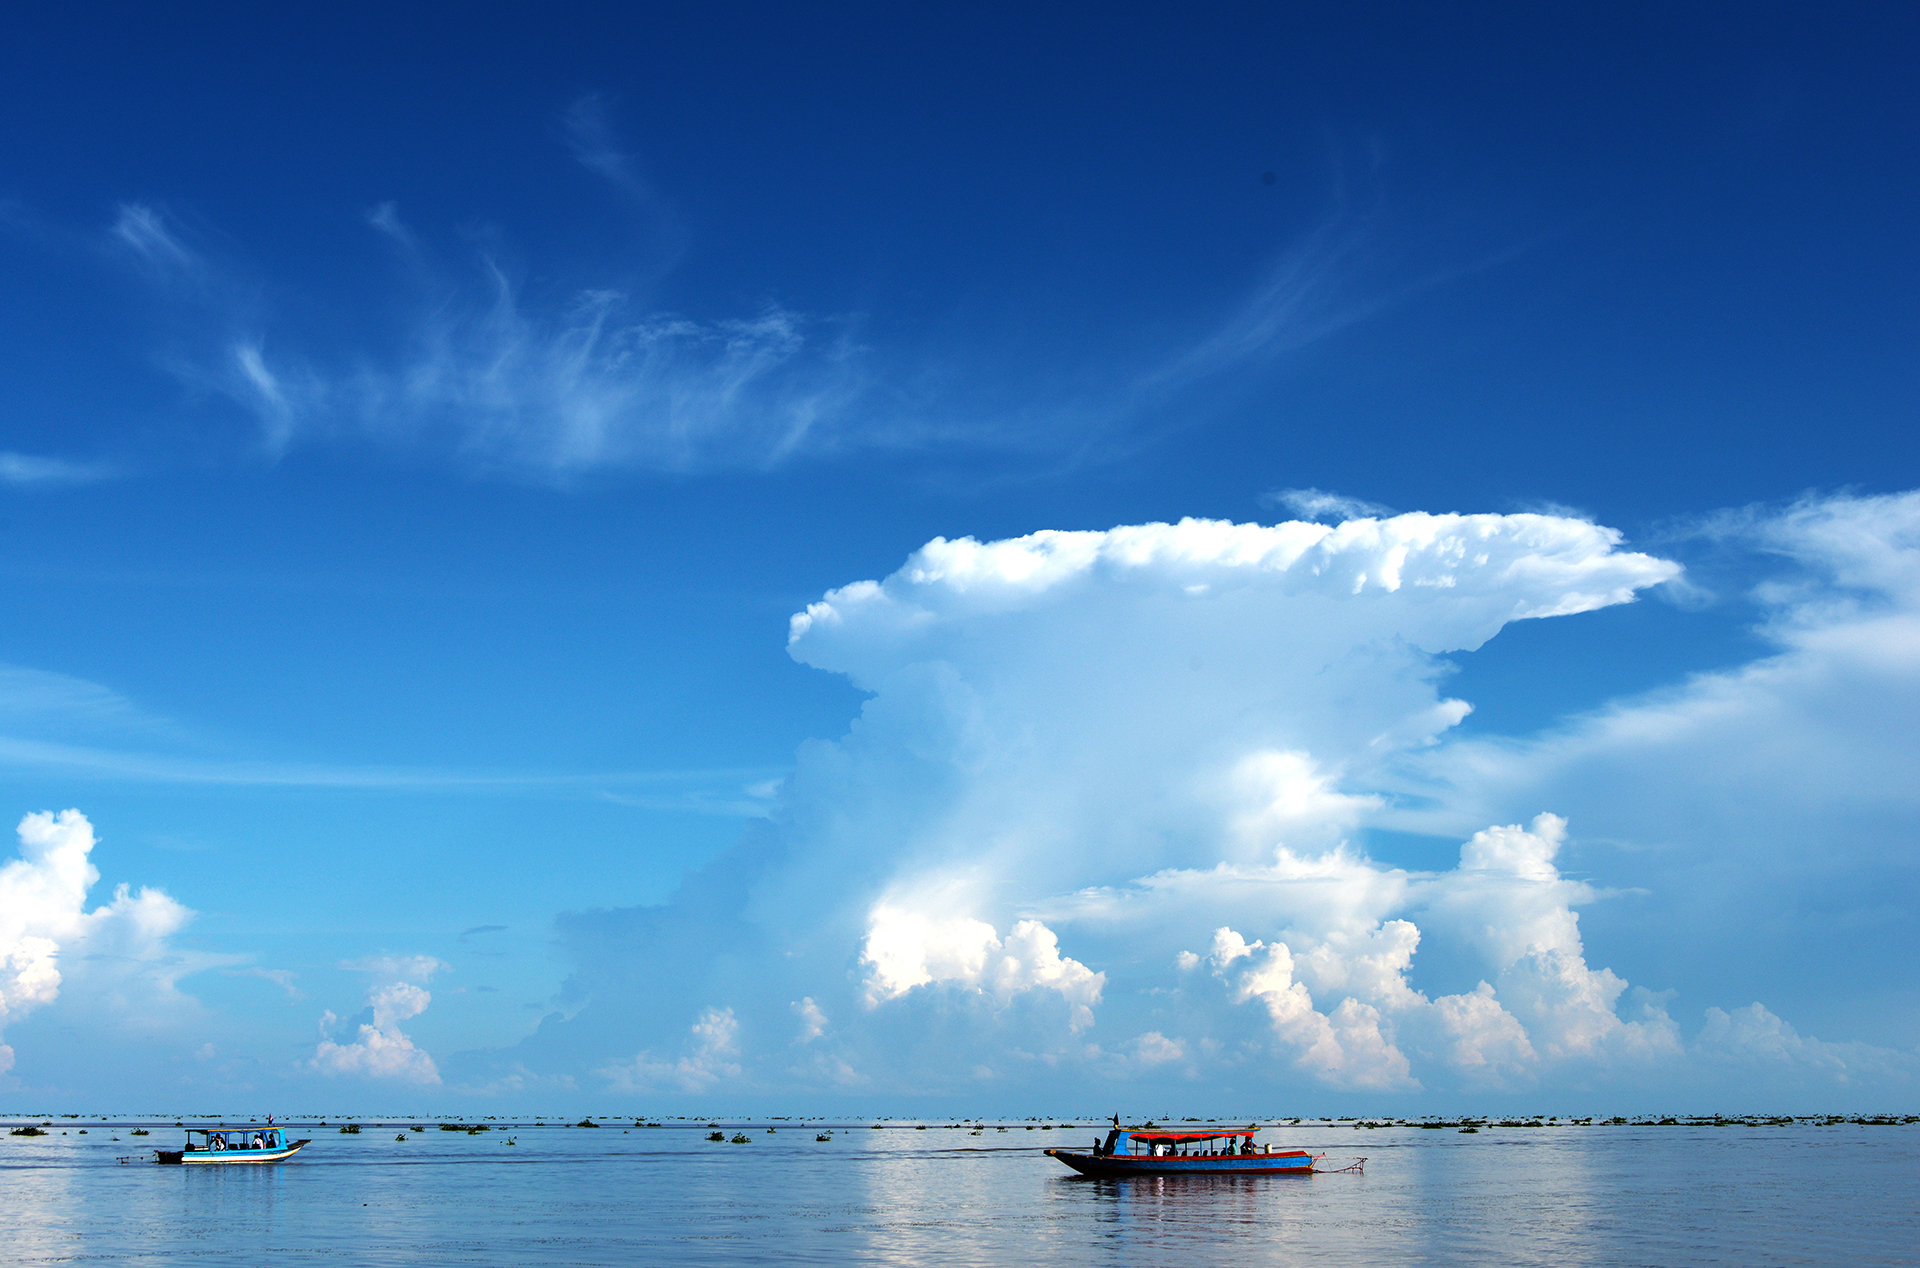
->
[155,1126,310,1164]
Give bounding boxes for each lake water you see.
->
[3,1119,1916,1265]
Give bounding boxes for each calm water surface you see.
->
[2,1121,1915,1265]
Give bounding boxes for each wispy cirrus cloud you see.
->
[95,122,1512,483]
[110,203,200,278]
[1149,219,1386,390]
[0,659,782,809]
[1260,487,1395,522]
[220,284,871,478]
[223,965,305,999]
[0,731,785,808]
[0,452,115,487]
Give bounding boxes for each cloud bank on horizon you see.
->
[6,494,1918,1107]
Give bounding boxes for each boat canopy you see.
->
[187,1127,286,1149]
[1124,1130,1256,1143]
[188,1126,278,1135]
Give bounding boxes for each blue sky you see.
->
[1,3,1916,1112]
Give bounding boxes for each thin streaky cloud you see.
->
[0,663,186,742]
[222,966,306,999]
[0,733,785,799]
[1152,220,1384,388]
[563,93,674,216]
[0,451,116,486]
[110,203,199,275]
[365,200,418,252]
[1260,487,1395,522]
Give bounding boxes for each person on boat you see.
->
[252,1133,265,1149]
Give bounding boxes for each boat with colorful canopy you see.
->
[154,1126,310,1164]
[1045,1123,1343,1176]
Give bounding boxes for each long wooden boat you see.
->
[1046,1126,1321,1176]
[155,1126,310,1165]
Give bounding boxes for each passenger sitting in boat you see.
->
[252,1134,265,1149]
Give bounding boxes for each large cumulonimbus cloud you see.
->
[771,514,1681,1094]
[501,508,1920,1102]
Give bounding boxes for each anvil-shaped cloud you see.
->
[482,508,1890,1102]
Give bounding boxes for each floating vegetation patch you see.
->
[707,1131,725,1141]
[339,1124,361,1134]
[130,1129,150,1136]
[729,1133,751,1144]
[10,1126,48,1137]
[576,1119,599,1128]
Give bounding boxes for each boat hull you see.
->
[157,1141,310,1165]
[1046,1148,1319,1176]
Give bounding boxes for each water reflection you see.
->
[0,1136,79,1259]
[1072,1173,1273,1244]
[174,1160,288,1237]
[0,1124,1913,1265]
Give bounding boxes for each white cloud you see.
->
[0,810,209,1075]
[860,906,1105,1030]
[0,453,113,487]
[790,996,827,1043]
[599,1006,742,1093]
[1260,487,1394,523]
[313,954,445,1083]
[1129,1030,1187,1067]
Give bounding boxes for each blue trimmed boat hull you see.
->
[155,1140,310,1164]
